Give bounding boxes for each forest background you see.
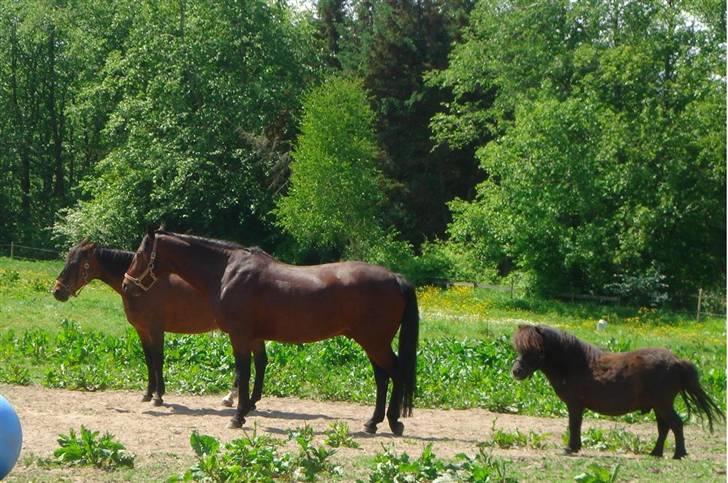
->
[0,0,725,307]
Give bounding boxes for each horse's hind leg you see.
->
[364,360,389,434]
[649,411,670,457]
[665,408,687,459]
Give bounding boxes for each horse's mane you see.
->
[94,247,134,277]
[157,230,273,259]
[514,325,601,366]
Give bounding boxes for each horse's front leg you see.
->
[229,350,251,429]
[565,403,583,454]
[250,341,268,410]
[140,341,155,402]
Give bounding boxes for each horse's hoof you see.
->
[562,448,579,456]
[672,452,687,460]
[153,398,163,407]
[649,450,663,458]
[363,423,378,434]
[389,421,404,436]
[248,403,256,412]
[141,394,153,402]
[228,417,244,429]
[221,398,234,407]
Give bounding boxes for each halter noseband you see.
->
[55,261,90,297]
[123,236,159,292]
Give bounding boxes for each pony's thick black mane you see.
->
[516,325,602,369]
[157,230,273,259]
[94,247,134,277]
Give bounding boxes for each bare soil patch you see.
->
[2,384,724,481]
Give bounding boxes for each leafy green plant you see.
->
[574,463,620,483]
[362,444,516,482]
[324,421,360,449]
[175,427,339,482]
[564,427,651,454]
[52,426,134,469]
[481,420,551,449]
[289,424,339,481]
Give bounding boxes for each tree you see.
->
[52,0,322,249]
[275,76,387,259]
[436,0,726,301]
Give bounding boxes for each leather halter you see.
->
[55,262,90,297]
[123,236,159,292]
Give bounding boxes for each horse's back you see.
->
[226,258,407,343]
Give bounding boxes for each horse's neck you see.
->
[95,249,132,295]
[161,240,227,299]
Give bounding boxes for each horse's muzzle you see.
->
[52,282,69,302]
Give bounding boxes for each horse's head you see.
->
[53,240,98,301]
[511,324,547,380]
[122,227,161,297]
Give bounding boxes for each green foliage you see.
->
[324,421,360,449]
[174,428,339,482]
[574,463,620,483]
[275,76,388,258]
[51,0,321,249]
[53,426,134,469]
[362,444,516,482]
[565,427,653,454]
[433,0,726,302]
[481,420,551,450]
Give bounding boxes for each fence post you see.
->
[9,241,13,259]
[696,288,703,321]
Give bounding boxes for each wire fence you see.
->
[0,242,62,261]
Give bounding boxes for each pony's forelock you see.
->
[513,325,545,355]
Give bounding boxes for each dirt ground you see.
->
[1,384,725,481]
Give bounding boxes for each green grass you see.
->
[0,257,127,336]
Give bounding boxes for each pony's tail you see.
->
[396,274,419,418]
[679,360,724,433]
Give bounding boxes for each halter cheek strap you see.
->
[124,236,159,292]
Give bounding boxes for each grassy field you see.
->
[1,256,726,481]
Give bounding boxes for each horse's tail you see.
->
[396,274,419,418]
[679,359,724,433]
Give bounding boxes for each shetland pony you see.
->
[512,324,723,459]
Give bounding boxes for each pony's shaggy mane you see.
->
[514,325,602,361]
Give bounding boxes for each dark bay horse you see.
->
[511,324,723,459]
[121,229,419,434]
[52,241,268,407]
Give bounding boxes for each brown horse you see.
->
[511,324,723,459]
[121,229,419,434]
[52,241,268,408]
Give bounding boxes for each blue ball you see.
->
[0,395,22,479]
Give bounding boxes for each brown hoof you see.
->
[153,398,163,407]
[673,452,687,460]
[228,418,244,429]
[363,423,378,434]
[562,447,580,456]
[221,398,234,407]
[141,394,153,402]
